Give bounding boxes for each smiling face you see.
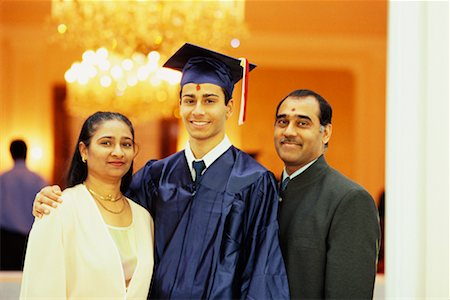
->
[180,82,233,151]
[79,119,135,184]
[274,96,332,175]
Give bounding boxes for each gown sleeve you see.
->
[127,160,158,211]
[240,172,290,299]
[20,210,67,299]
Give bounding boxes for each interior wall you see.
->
[242,68,355,180]
[233,31,386,200]
[0,25,56,182]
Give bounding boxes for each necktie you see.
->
[192,160,206,183]
[281,177,290,191]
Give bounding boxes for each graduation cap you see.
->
[163,43,256,125]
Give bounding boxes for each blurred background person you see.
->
[0,139,47,270]
[377,190,385,274]
[20,112,154,299]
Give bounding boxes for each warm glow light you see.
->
[127,76,138,87]
[148,51,160,62]
[77,75,89,85]
[231,38,241,48]
[64,69,76,83]
[137,66,149,81]
[160,68,182,85]
[96,48,108,59]
[80,62,95,79]
[82,50,96,64]
[98,60,110,71]
[52,0,247,121]
[146,60,158,72]
[51,0,247,56]
[30,147,43,160]
[66,49,183,92]
[110,66,123,79]
[150,77,162,86]
[100,75,112,87]
[132,52,146,64]
[57,23,67,34]
[122,60,133,71]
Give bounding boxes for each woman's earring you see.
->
[82,157,86,163]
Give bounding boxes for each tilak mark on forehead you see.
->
[291,108,296,112]
[196,84,201,91]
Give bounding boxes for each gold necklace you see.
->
[85,184,122,202]
[89,190,126,214]
[84,183,126,214]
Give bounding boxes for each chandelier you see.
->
[51,0,247,121]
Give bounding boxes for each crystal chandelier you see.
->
[51,0,247,121]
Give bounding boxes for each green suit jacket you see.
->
[278,155,380,299]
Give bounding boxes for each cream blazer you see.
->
[20,184,154,299]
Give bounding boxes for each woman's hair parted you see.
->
[66,112,135,193]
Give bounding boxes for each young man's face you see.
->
[274,96,331,175]
[180,83,233,148]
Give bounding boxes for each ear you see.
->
[79,142,88,161]
[322,123,332,145]
[225,99,234,119]
[133,143,140,160]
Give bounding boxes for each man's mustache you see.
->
[280,138,301,145]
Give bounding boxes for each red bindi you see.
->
[291,108,296,112]
[196,84,201,91]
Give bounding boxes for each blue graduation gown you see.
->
[128,146,289,299]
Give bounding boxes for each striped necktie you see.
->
[281,177,290,191]
[192,160,206,183]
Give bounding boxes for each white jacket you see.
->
[20,184,154,299]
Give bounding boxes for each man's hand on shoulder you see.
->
[33,185,63,218]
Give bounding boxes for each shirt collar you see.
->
[185,135,232,181]
[282,157,319,181]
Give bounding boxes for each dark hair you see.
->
[66,112,135,194]
[275,89,332,126]
[10,139,27,160]
[179,86,232,105]
[222,87,232,105]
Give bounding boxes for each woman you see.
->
[20,112,154,299]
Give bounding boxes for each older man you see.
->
[274,89,380,299]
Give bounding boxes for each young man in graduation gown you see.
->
[274,89,380,299]
[33,44,289,299]
[128,44,289,299]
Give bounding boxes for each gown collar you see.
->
[185,136,232,181]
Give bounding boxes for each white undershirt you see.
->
[107,223,137,287]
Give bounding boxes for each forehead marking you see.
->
[291,108,296,112]
[196,84,201,91]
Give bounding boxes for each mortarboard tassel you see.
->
[238,58,249,125]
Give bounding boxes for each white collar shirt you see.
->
[184,135,232,181]
[282,157,319,182]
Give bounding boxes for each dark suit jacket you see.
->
[278,155,380,299]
